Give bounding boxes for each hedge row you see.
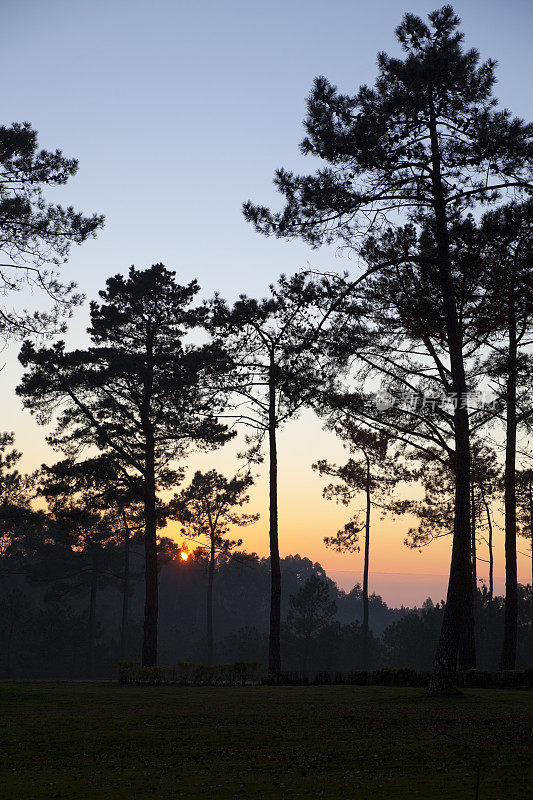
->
[262,668,533,689]
[261,668,429,687]
[458,668,533,689]
[119,663,533,688]
[118,660,260,686]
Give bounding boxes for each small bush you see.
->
[282,671,308,685]
[118,661,140,685]
[192,663,208,684]
[234,661,260,686]
[459,669,491,688]
[498,670,525,689]
[371,669,395,686]
[391,668,429,687]
[209,664,227,685]
[177,661,198,685]
[313,671,333,685]
[135,665,176,685]
[262,671,308,686]
[346,670,368,685]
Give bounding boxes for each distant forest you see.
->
[1,547,531,679]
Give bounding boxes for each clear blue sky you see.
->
[2,0,531,602]
[3,0,532,311]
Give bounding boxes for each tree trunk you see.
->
[530,487,533,667]
[480,487,495,660]
[471,485,478,594]
[500,311,518,670]
[207,529,215,666]
[88,554,98,678]
[529,485,533,594]
[361,452,371,669]
[120,509,131,662]
[5,611,15,679]
[268,352,281,679]
[458,485,477,670]
[142,432,158,667]
[427,102,474,694]
[481,489,494,606]
[302,636,309,676]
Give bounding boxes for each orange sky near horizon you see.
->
[5,372,528,607]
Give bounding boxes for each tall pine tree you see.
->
[18,264,232,666]
[243,6,532,693]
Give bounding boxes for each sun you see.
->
[180,551,189,561]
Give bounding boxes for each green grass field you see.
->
[0,683,530,799]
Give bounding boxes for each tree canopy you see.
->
[0,122,104,341]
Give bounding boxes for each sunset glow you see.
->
[1,0,530,707]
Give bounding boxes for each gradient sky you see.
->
[2,0,531,604]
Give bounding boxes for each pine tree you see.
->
[314,425,401,666]
[471,201,533,669]
[0,122,103,342]
[209,273,342,677]
[287,576,337,674]
[18,264,232,665]
[516,469,533,595]
[38,454,146,661]
[243,6,532,693]
[171,470,258,665]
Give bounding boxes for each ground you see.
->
[0,683,530,799]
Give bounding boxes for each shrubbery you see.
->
[457,669,533,689]
[262,668,430,687]
[119,661,532,688]
[261,668,533,688]
[118,660,260,686]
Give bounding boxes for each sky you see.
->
[1,0,531,605]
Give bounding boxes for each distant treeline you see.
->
[1,550,530,679]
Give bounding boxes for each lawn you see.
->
[0,683,530,799]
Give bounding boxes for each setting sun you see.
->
[180,551,188,561]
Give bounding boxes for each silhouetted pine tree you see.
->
[171,470,258,665]
[208,273,343,677]
[0,122,103,342]
[18,265,232,666]
[243,6,532,693]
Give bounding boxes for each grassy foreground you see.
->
[0,683,530,799]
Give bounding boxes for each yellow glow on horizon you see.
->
[8,397,530,601]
